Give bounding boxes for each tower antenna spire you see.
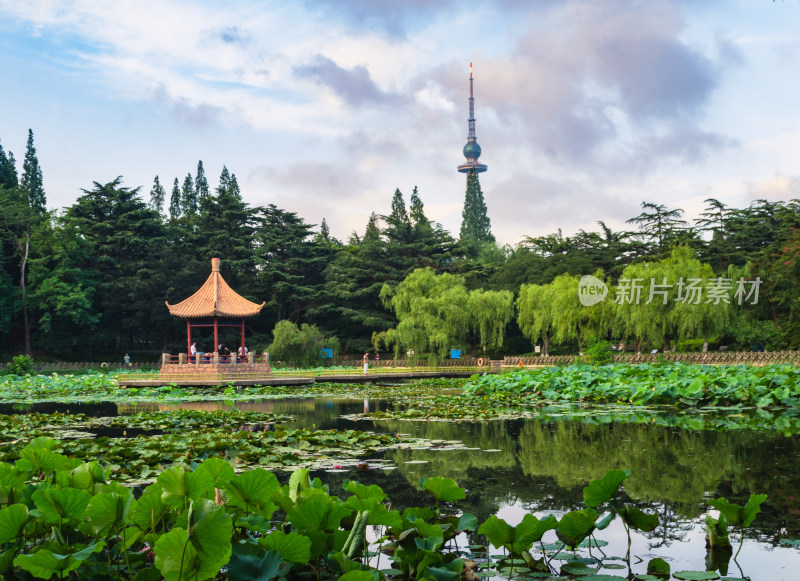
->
[458,62,487,173]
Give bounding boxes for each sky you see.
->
[0,0,799,246]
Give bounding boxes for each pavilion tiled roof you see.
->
[165,258,265,318]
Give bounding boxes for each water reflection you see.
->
[2,396,798,578]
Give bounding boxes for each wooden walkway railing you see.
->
[4,351,799,374]
[504,350,800,366]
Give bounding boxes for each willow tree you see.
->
[374,267,513,358]
[547,272,612,355]
[516,283,554,356]
[614,246,727,353]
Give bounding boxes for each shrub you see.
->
[268,321,340,368]
[7,355,34,376]
[585,339,613,365]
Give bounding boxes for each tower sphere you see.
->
[463,141,481,160]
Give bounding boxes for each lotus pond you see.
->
[0,365,799,580]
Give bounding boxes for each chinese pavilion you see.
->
[161,257,269,376]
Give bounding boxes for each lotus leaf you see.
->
[130,482,170,532]
[13,541,104,579]
[193,458,234,488]
[223,468,279,516]
[228,544,284,581]
[259,530,312,564]
[583,469,630,508]
[158,466,215,509]
[556,508,599,549]
[617,507,658,532]
[421,476,465,502]
[32,487,92,524]
[0,504,28,544]
[85,490,134,537]
[707,494,767,528]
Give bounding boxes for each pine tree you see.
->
[169,178,181,220]
[181,173,197,216]
[253,205,329,325]
[228,172,242,200]
[363,212,381,242]
[389,188,408,224]
[149,176,166,214]
[314,217,339,246]
[0,140,19,189]
[195,160,209,200]
[409,186,428,226]
[196,165,256,285]
[321,212,394,351]
[64,178,168,352]
[20,129,46,217]
[319,218,331,242]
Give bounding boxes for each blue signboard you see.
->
[320,348,333,359]
[450,349,461,359]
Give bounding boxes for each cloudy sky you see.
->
[1,0,799,246]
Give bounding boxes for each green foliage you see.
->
[7,355,33,375]
[375,267,513,357]
[268,320,340,367]
[465,362,800,407]
[0,446,773,581]
[647,557,671,577]
[583,469,630,508]
[706,493,768,559]
[421,476,465,503]
[584,339,613,364]
[460,169,494,251]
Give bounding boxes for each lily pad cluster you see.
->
[466,363,800,407]
[0,410,415,483]
[0,409,295,443]
[0,373,467,404]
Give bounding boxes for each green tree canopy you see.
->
[375,267,513,357]
[459,170,494,254]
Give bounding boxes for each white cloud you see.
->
[1,0,799,249]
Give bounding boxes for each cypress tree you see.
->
[169,178,181,220]
[0,140,19,189]
[389,188,408,224]
[409,186,428,226]
[181,173,197,216]
[20,129,46,217]
[149,176,166,214]
[460,169,494,246]
[195,160,209,199]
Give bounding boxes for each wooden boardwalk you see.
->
[116,368,487,388]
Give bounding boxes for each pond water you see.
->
[3,396,799,579]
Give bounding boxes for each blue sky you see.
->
[0,0,798,245]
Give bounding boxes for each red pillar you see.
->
[187,320,192,356]
[213,318,219,354]
[240,319,245,359]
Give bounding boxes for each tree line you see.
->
[1,129,798,361]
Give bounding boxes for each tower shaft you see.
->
[458,62,487,174]
[468,69,476,141]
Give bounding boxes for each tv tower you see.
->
[457,62,487,174]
